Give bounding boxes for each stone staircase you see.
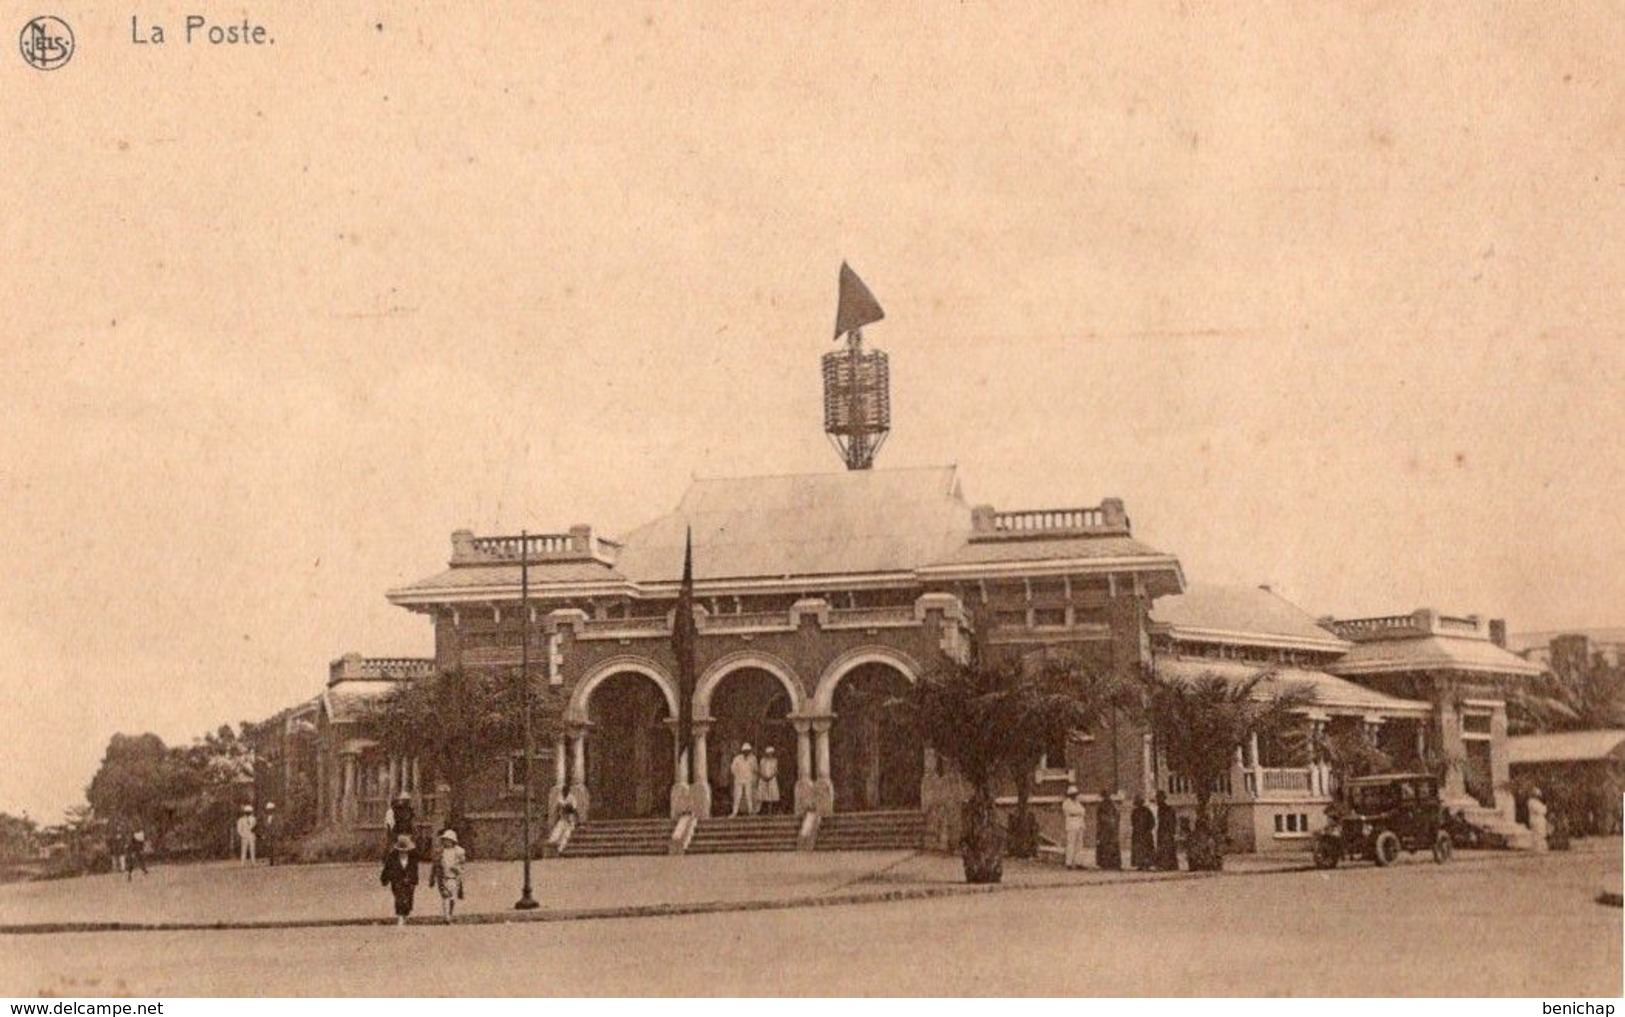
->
[558,817,673,858]
[686,815,802,855]
[814,810,926,851]
[1460,805,1533,850]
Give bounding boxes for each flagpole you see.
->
[514,530,539,910]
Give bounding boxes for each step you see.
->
[557,819,674,859]
[687,816,801,855]
[814,811,925,851]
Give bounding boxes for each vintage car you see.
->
[1313,772,1453,868]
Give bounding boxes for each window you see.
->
[1032,607,1068,629]
[506,750,553,792]
[1038,724,1071,774]
[1274,813,1309,834]
[1462,712,1492,735]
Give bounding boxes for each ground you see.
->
[1,845,1618,996]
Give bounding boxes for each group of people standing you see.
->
[723,742,782,817]
[233,803,277,865]
[378,793,467,925]
[1062,786,1181,872]
[107,825,148,880]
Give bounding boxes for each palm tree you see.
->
[1508,649,1625,735]
[1000,651,1130,858]
[898,628,1126,882]
[1141,668,1315,870]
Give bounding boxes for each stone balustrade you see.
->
[968,498,1131,540]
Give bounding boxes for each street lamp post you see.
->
[514,530,540,910]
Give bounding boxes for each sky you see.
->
[2,3,1621,822]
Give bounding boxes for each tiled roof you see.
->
[390,465,1183,601]
[1327,635,1543,678]
[1155,657,1431,715]
[1152,584,1348,652]
[929,534,1172,566]
[613,466,972,581]
[1506,730,1625,765]
[390,560,626,596]
[322,681,404,723]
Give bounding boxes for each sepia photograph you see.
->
[1,2,1621,1000]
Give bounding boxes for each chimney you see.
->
[971,505,996,534]
[1101,498,1130,531]
[1489,619,1507,649]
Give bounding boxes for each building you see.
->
[248,271,1546,858]
[1506,729,1625,836]
[1508,629,1625,670]
[379,465,1181,854]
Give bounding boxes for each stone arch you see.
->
[567,655,679,723]
[694,651,806,718]
[812,646,922,714]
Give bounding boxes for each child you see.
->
[429,829,467,924]
[380,833,419,926]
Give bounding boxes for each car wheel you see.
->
[1374,830,1401,867]
[1433,831,1454,864]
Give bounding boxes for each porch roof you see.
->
[1326,634,1543,679]
[1507,729,1625,766]
[1155,657,1432,717]
[1151,584,1351,653]
[322,680,402,724]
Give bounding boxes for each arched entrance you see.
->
[706,668,798,816]
[585,672,674,819]
[831,663,922,812]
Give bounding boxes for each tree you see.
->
[1299,722,1393,789]
[897,630,1126,883]
[0,811,40,864]
[1142,669,1315,870]
[1508,645,1625,735]
[85,733,195,850]
[371,666,562,850]
[1000,651,1129,858]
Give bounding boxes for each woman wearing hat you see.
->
[1061,787,1087,869]
[756,746,781,814]
[429,829,467,923]
[379,833,420,925]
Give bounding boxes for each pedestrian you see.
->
[235,804,257,864]
[729,742,758,817]
[108,825,125,874]
[1527,788,1549,853]
[262,802,277,866]
[1061,786,1088,869]
[125,829,148,880]
[429,829,467,924]
[1130,794,1155,870]
[1154,791,1179,871]
[386,792,415,843]
[1095,789,1122,870]
[380,833,420,926]
[756,746,781,815]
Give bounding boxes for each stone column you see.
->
[553,735,567,789]
[813,718,835,816]
[792,718,816,815]
[341,753,357,824]
[692,721,712,818]
[570,728,591,821]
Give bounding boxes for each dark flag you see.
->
[673,527,698,786]
[834,261,885,339]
